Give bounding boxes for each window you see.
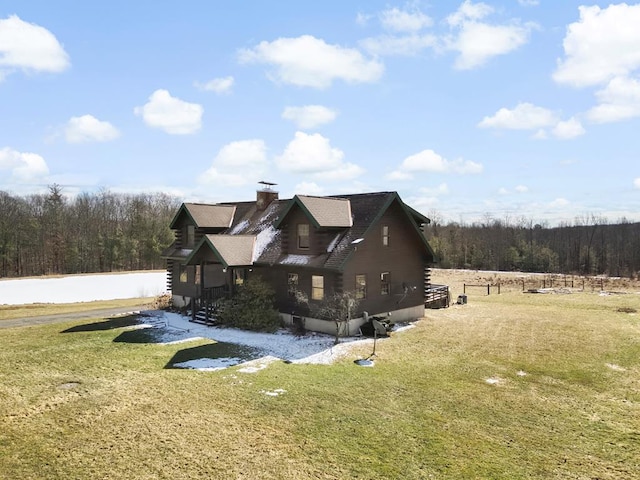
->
[288,273,299,297]
[382,225,389,246]
[381,272,390,295]
[298,223,310,249]
[312,275,324,300]
[195,265,201,285]
[355,274,367,299]
[186,224,195,247]
[179,264,188,283]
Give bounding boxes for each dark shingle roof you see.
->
[170,191,433,270]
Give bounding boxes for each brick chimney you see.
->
[256,181,278,210]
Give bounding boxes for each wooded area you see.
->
[424,214,640,277]
[0,186,179,278]
[2,186,640,279]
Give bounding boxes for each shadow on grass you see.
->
[61,315,140,333]
[165,342,263,369]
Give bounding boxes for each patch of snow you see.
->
[0,271,167,305]
[252,225,279,262]
[261,388,286,397]
[228,219,249,235]
[173,357,244,371]
[280,254,312,265]
[516,370,527,377]
[237,356,280,373]
[485,376,503,385]
[327,233,342,253]
[606,363,626,372]
[150,310,378,368]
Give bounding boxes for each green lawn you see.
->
[1,282,639,479]
[0,298,153,321]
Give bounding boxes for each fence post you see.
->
[487,284,490,295]
[464,284,466,294]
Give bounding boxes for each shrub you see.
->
[216,276,282,332]
[153,293,173,310]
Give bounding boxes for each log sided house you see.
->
[162,185,440,335]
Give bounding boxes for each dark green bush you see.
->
[216,276,282,332]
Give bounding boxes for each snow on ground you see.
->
[138,310,403,370]
[0,271,167,305]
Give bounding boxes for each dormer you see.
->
[274,195,352,255]
[169,203,236,248]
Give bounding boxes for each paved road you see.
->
[0,306,149,329]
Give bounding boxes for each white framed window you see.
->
[382,225,389,246]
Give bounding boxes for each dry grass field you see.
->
[0,268,639,479]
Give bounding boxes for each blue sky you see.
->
[1,1,640,225]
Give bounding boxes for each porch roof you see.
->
[185,234,256,268]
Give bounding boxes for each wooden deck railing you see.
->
[425,284,450,309]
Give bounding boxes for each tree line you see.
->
[0,186,180,278]
[424,214,640,277]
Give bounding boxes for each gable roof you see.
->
[169,203,236,229]
[274,195,353,229]
[185,234,256,268]
[169,191,435,270]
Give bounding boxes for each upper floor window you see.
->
[381,272,390,295]
[355,274,367,299]
[179,264,188,283]
[298,223,310,249]
[382,225,389,246]
[186,224,195,247]
[288,273,299,297]
[311,275,324,301]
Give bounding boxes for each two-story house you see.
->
[162,186,438,335]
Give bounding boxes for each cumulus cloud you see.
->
[634,178,640,189]
[388,149,483,180]
[238,35,383,89]
[518,0,539,6]
[275,132,364,181]
[0,147,49,183]
[549,198,570,209]
[551,117,585,139]
[445,1,535,70]
[134,89,203,134]
[379,7,433,32]
[587,76,640,123]
[0,15,70,79]
[281,105,338,130]
[64,115,120,143]
[199,139,268,186]
[479,102,557,130]
[553,4,640,88]
[294,181,325,196]
[194,76,234,94]
[500,185,529,195]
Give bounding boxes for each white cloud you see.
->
[518,0,539,6]
[294,181,324,196]
[275,132,364,181]
[0,147,49,183]
[360,34,436,57]
[388,149,483,179]
[199,139,267,186]
[552,117,585,139]
[238,35,383,89]
[515,185,529,193]
[281,105,338,130]
[194,76,234,94]
[634,178,640,189]
[554,4,640,88]
[549,198,570,209]
[380,7,433,32]
[64,115,120,143]
[479,102,558,130]
[134,89,203,134]
[498,187,509,195]
[445,1,535,70]
[587,76,640,123]
[0,15,70,79]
